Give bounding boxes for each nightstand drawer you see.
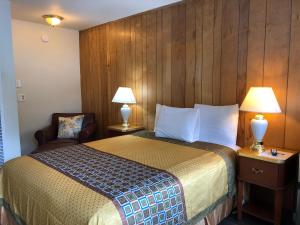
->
[239,157,278,188]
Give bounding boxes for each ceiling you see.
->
[11,0,182,30]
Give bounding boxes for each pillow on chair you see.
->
[57,115,84,139]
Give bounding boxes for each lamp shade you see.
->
[112,87,136,104]
[240,87,281,113]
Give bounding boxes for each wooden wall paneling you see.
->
[236,0,250,147]
[130,18,137,125]
[86,29,94,112]
[285,0,300,150]
[146,12,157,130]
[115,21,124,124]
[80,0,300,150]
[156,10,163,106]
[115,20,126,123]
[117,21,126,87]
[245,0,267,87]
[134,16,144,126]
[162,7,172,106]
[195,0,203,104]
[98,26,108,137]
[263,0,291,147]
[84,30,93,112]
[106,24,112,127]
[202,0,214,105]
[212,0,222,105]
[142,14,148,127]
[79,31,88,112]
[115,21,126,125]
[124,18,134,125]
[244,0,267,145]
[185,0,196,107]
[90,27,101,137]
[171,4,186,107]
[107,22,117,125]
[96,27,102,135]
[220,0,239,105]
[81,30,89,112]
[93,28,101,118]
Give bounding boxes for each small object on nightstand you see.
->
[107,124,144,137]
[237,146,298,225]
[271,148,278,156]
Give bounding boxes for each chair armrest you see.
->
[79,123,96,143]
[34,125,56,146]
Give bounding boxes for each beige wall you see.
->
[12,19,81,155]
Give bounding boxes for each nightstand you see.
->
[107,124,145,137]
[237,147,298,225]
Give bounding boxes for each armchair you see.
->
[33,113,96,153]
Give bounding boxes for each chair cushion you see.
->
[57,115,84,139]
[33,139,78,153]
[51,113,96,137]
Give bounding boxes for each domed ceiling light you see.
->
[42,15,64,26]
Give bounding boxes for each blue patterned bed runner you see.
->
[30,145,187,225]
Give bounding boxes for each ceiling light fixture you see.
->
[42,15,64,26]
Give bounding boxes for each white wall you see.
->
[0,0,21,162]
[12,19,82,155]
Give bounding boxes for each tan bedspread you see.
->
[0,134,235,225]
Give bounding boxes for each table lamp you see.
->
[240,87,281,152]
[112,87,136,128]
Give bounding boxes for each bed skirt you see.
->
[0,197,233,225]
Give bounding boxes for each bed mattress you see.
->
[0,131,236,225]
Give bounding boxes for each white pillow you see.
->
[194,104,239,149]
[155,105,200,143]
[154,104,162,131]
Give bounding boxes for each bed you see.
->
[0,131,236,225]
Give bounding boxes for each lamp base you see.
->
[122,122,129,128]
[250,141,265,153]
[120,104,131,128]
[250,114,268,153]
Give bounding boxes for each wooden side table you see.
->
[107,124,145,137]
[237,147,298,225]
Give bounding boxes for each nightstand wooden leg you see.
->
[237,180,244,221]
[274,190,283,225]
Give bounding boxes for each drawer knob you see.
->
[252,167,264,175]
